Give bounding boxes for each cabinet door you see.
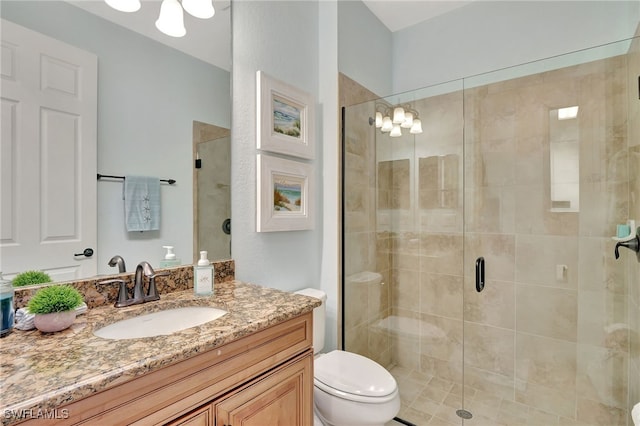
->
[215,352,313,426]
[167,404,214,426]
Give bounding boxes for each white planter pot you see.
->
[34,310,77,333]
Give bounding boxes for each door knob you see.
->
[74,248,94,257]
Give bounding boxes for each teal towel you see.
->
[124,176,161,232]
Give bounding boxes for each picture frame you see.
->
[257,154,314,232]
[256,70,315,159]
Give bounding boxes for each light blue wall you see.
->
[318,1,340,352]
[230,2,324,290]
[392,0,640,93]
[338,0,392,97]
[1,1,230,272]
[232,0,341,351]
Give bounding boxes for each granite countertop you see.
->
[0,281,320,425]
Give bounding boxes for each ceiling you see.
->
[362,0,474,32]
[67,0,471,71]
[67,0,231,71]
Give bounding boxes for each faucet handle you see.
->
[98,278,129,308]
[145,271,170,301]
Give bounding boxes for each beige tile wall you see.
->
[341,74,392,367]
[461,54,632,424]
[626,29,640,426]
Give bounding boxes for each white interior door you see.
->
[0,19,97,282]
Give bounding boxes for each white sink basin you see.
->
[94,306,227,340]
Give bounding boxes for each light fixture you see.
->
[105,0,140,12]
[105,0,216,38]
[370,103,423,137]
[156,0,186,38]
[392,107,405,124]
[401,111,413,128]
[381,116,393,133]
[375,112,383,128]
[410,119,422,134]
[182,0,215,19]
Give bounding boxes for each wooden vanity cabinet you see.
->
[171,351,312,426]
[168,404,213,426]
[19,313,313,426]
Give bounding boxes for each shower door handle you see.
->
[475,257,485,292]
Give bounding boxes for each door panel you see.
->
[0,19,97,281]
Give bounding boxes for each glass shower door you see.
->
[461,38,637,425]
[342,79,467,424]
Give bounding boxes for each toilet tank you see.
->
[294,288,326,354]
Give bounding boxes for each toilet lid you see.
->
[314,350,397,399]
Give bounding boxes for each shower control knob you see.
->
[222,218,231,235]
[614,235,639,259]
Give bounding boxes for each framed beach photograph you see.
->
[257,154,314,232]
[256,70,315,159]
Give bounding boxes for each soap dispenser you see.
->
[0,272,14,337]
[160,246,181,267]
[194,251,213,296]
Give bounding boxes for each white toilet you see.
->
[295,288,401,426]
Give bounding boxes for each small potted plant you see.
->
[12,270,52,287]
[28,285,84,333]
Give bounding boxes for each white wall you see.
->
[1,1,230,274]
[392,0,640,93]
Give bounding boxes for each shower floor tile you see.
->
[387,365,617,426]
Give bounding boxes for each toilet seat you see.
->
[314,350,398,404]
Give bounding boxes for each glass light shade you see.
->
[182,0,215,19]
[381,116,393,132]
[393,107,405,124]
[390,124,402,137]
[375,112,383,128]
[410,118,423,134]
[105,0,141,12]
[156,0,186,37]
[401,112,413,128]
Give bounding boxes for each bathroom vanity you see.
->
[0,281,320,425]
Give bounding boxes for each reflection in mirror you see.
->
[0,1,231,284]
[549,106,580,212]
[193,122,231,262]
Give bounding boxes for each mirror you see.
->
[0,1,231,282]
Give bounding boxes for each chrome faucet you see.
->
[108,255,127,273]
[99,261,169,308]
